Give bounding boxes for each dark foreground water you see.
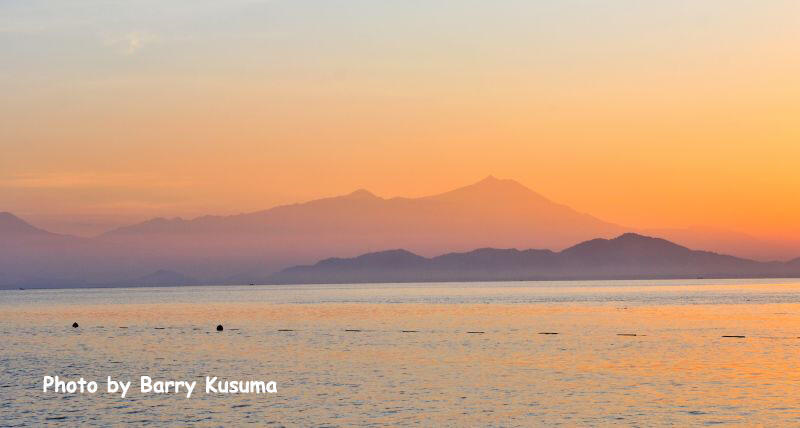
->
[3,279,800,426]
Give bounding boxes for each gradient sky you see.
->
[1,0,799,239]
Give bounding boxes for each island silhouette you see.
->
[268,233,800,284]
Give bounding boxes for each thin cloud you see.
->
[0,172,190,190]
[104,31,156,55]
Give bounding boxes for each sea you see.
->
[3,279,800,426]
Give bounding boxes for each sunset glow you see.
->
[2,1,799,241]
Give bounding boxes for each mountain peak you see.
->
[475,175,519,187]
[610,233,691,249]
[346,188,379,199]
[428,175,549,204]
[614,232,658,242]
[0,211,24,222]
[561,233,694,260]
[357,248,423,260]
[0,212,47,235]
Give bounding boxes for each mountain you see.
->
[643,226,800,262]
[95,176,626,279]
[3,176,799,288]
[0,212,152,288]
[0,212,54,237]
[268,233,799,284]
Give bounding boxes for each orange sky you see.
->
[1,1,799,239]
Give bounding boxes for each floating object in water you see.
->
[216,324,224,332]
[617,333,637,336]
[467,331,485,334]
[249,283,255,286]
[722,335,745,338]
[72,322,79,328]
[538,332,559,335]
[344,329,362,332]
[118,326,128,329]
[277,329,294,332]
[401,330,419,333]
[154,327,165,330]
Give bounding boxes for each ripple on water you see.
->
[3,281,800,425]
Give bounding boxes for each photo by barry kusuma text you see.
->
[42,375,278,399]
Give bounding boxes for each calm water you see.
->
[4,279,800,426]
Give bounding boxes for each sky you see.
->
[1,0,799,239]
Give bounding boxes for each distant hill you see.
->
[94,176,626,279]
[98,177,800,266]
[0,212,149,288]
[2,177,800,288]
[268,233,800,284]
[643,225,800,262]
[0,212,54,237]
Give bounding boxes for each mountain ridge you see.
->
[3,177,800,288]
[268,233,799,285]
[100,176,616,238]
[0,211,55,236]
[86,176,628,282]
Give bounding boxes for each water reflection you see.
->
[3,280,800,425]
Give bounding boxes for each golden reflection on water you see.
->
[4,285,800,425]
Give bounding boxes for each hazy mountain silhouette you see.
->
[0,212,53,236]
[268,233,798,284]
[2,177,800,288]
[0,212,153,288]
[89,176,628,281]
[643,225,800,261]
[99,177,621,266]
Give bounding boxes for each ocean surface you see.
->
[4,279,800,426]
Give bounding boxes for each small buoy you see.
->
[72,322,79,328]
[216,324,223,332]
